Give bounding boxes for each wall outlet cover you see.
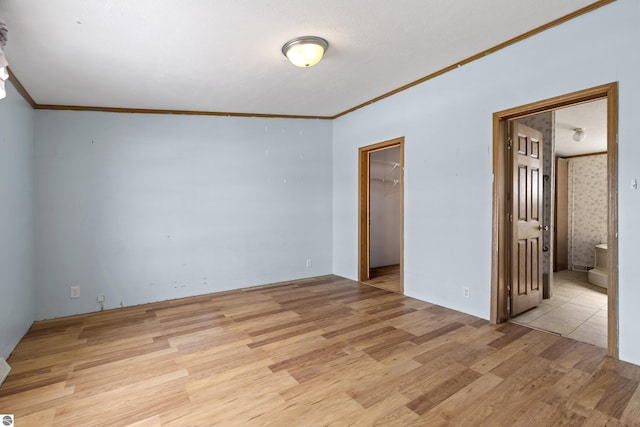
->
[70,286,80,299]
[0,357,11,386]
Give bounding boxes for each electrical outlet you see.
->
[463,287,470,298]
[97,295,105,303]
[306,258,312,268]
[70,286,80,299]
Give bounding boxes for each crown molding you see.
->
[33,103,333,120]
[7,67,36,108]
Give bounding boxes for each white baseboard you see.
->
[0,357,10,386]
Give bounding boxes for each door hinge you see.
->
[509,214,513,222]
[507,138,512,149]
[506,286,511,317]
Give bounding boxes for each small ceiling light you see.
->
[573,128,586,142]
[0,21,8,100]
[282,36,328,68]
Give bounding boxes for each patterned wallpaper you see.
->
[567,154,608,269]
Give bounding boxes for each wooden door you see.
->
[510,122,544,316]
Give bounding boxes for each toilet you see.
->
[588,243,608,289]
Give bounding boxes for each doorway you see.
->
[509,101,609,349]
[491,83,618,358]
[359,137,404,293]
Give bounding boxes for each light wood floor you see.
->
[364,264,401,293]
[1,275,639,426]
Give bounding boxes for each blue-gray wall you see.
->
[0,82,35,360]
[333,0,640,364]
[34,112,333,319]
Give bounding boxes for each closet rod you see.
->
[370,159,400,168]
[371,178,400,185]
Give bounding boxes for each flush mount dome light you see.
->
[282,36,328,67]
[573,128,586,142]
[0,21,8,100]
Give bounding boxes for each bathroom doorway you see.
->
[510,100,609,348]
[491,83,618,357]
[358,137,404,293]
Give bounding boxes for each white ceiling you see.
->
[1,0,600,117]
[555,99,607,157]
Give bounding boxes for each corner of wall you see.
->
[0,81,36,359]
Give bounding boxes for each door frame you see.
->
[490,82,619,358]
[358,136,404,292]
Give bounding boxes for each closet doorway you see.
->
[358,137,404,293]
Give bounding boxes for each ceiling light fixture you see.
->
[282,36,328,68]
[0,21,8,100]
[573,128,586,142]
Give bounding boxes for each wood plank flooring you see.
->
[1,275,639,426]
[364,264,402,293]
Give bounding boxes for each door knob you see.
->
[538,225,549,231]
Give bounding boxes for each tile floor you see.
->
[511,270,608,348]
